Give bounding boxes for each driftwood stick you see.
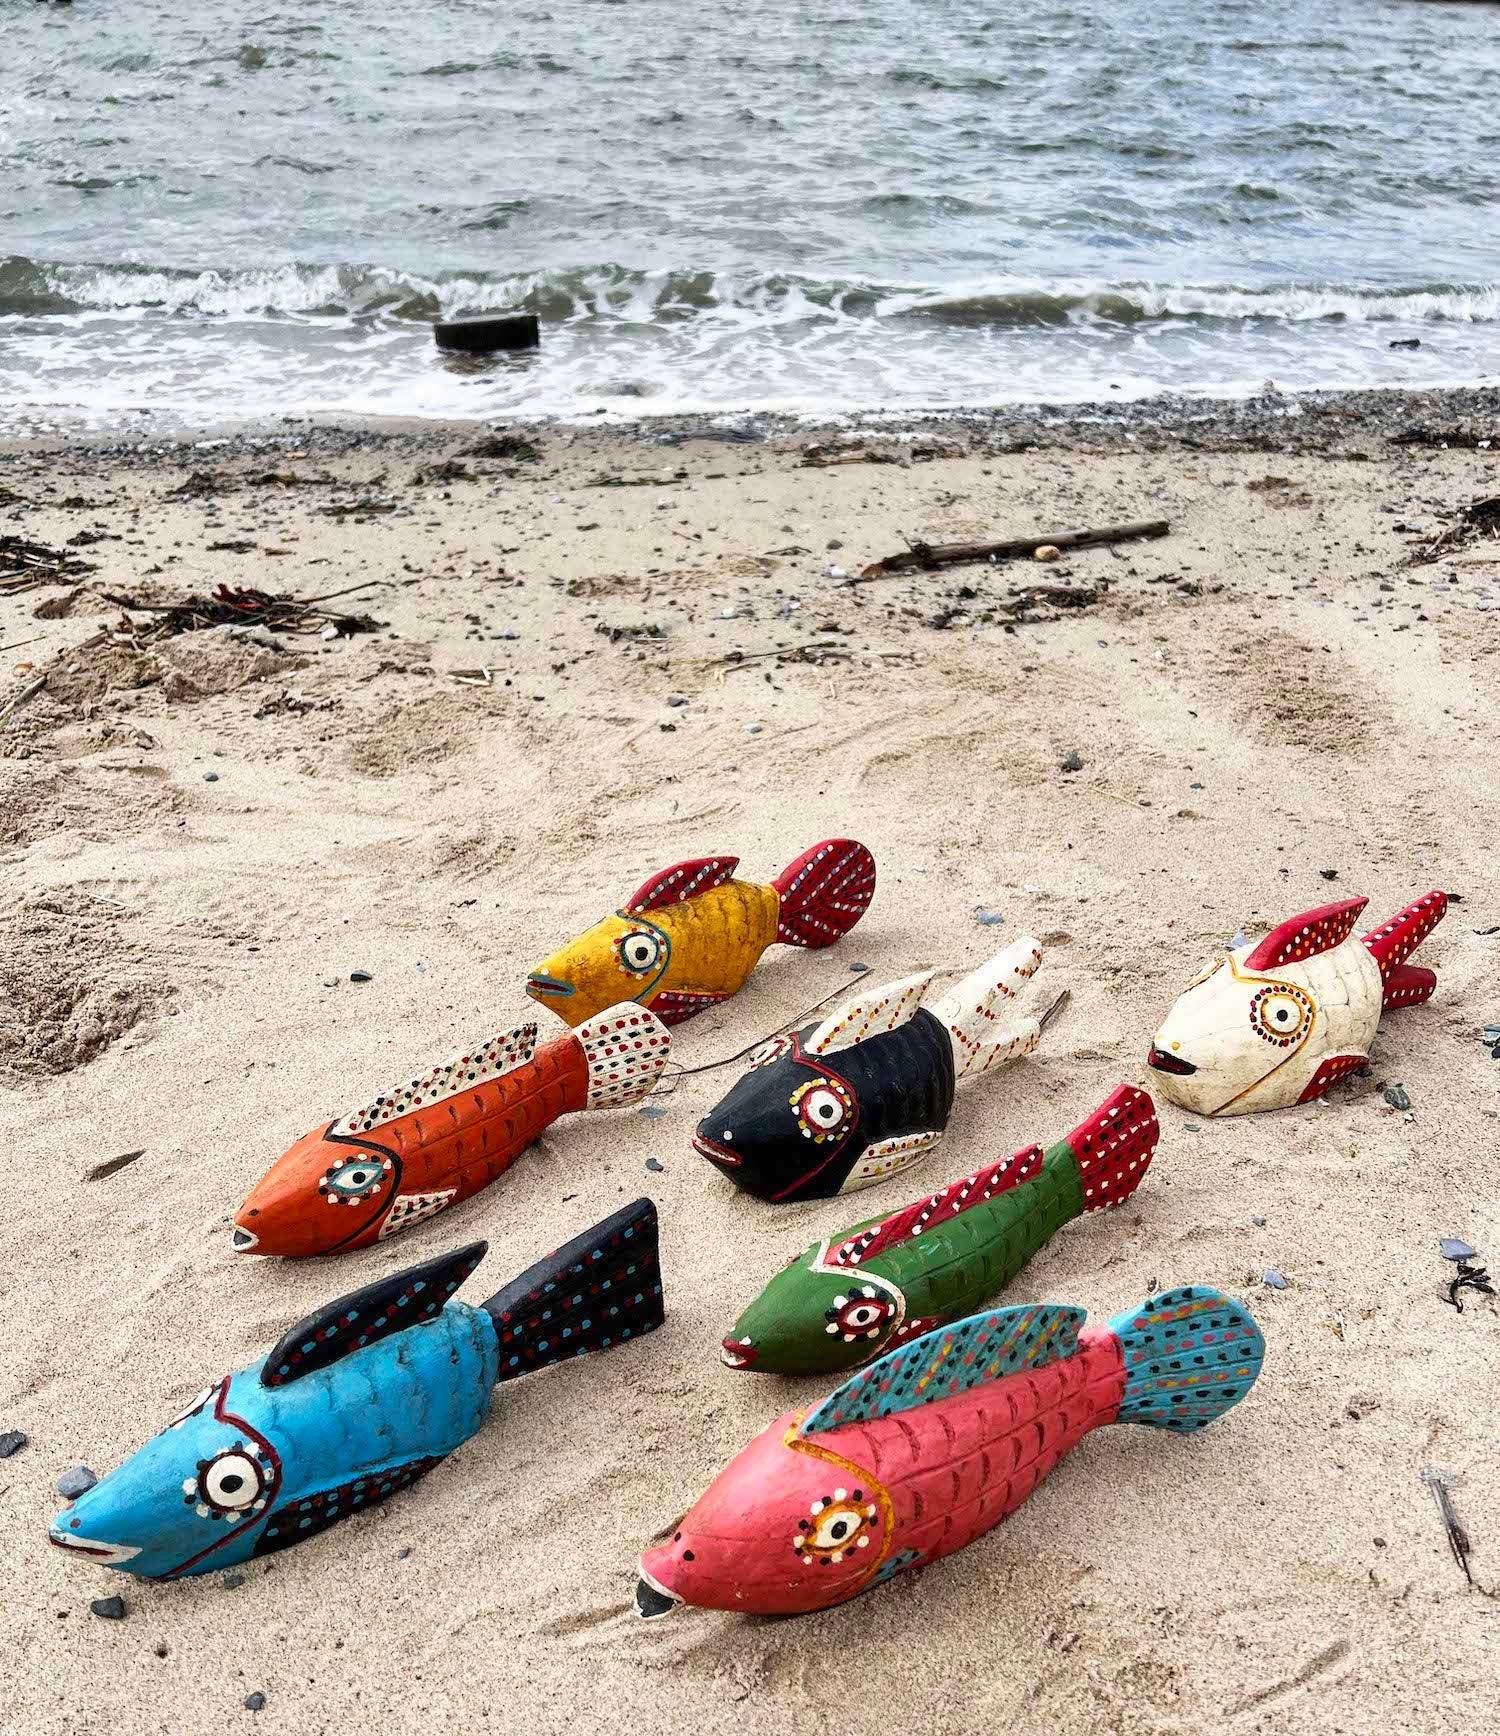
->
[855,518,1170,581]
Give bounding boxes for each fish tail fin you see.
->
[1107,1286,1265,1432]
[927,937,1045,1082]
[484,1198,663,1383]
[1361,890,1447,1010]
[772,839,876,948]
[575,1005,672,1109]
[1062,1084,1159,1212]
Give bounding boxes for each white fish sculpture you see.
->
[1146,891,1446,1116]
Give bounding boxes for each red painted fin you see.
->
[1297,1052,1368,1103]
[624,856,739,914]
[648,988,730,1025]
[1243,897,1369,971]
[772,838,876,948]
[1381,962,1437,1011]
[1064,1084,1158,1212]
[831,1144,1044,1267]
[1361,890,1447,982]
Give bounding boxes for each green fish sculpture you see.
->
[720,1084,1159,1376]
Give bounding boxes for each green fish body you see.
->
[721,1085,1158,1377]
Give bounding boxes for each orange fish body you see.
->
[232,1006,670,1257]
[526,840,877,1027]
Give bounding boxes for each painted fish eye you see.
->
[319,1156,391,1203]
[191,1448,268,1519]
[1250,984,1313,1048]
[823,1287,896,1342]
[791,1489,879,1564]
[747,1035,791,1070]
[789,1078,851,1142]
[615,929,664,978]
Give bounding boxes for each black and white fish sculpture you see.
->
[692,940,1053,1202]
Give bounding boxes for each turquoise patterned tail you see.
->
[1108,1286,1264,1432]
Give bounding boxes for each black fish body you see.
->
[693,945,1046,1203]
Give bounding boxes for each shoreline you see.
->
[3,379,1497,465]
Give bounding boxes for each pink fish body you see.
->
[637,1287,1263,1619]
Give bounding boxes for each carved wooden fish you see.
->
[721,1084,1158,1375]
[637,1284,1263,1619]
[50,1203,663,1580]
[232,1006,669,1256]
[693,939,1050,1202]
[1147,891,1446,1116]
[525,839,876,1027]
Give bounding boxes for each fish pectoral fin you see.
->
[839,1130,943,1194]
[803,970,936,1056]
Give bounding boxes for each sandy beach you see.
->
[2,388,1497,1735]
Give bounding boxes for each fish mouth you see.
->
[525,973,574,999]
[1146,1045,1198,1077]
[230,1225,259,1252]
[48,1529,141,1566]
[720,1336,757,1369]
[635,1567,682,1619]
[692,1131,742,1170]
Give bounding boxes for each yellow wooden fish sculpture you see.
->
[526,840,877,1027]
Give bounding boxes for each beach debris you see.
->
[57,1466,98,1499]
[1404,494,1500,566]
[0,534,95,596]
[973,907,1005,926]
[434,311,540,353]
[1439,1240,1494,1312]
[1033,544,1061,562]
[645,1157,665,1173]
[1262,1269,1290,1290]
[464,431,542,463]
[349,969,373,983]
[319,497,397,518]
[1392,424,1496,451]
[1383,1083,1411,1111]
[855,518,1169,581]
[0,673,48,726]
[83,1149,145,1184]
[450,667,496,687]
[244,1693,268,1713]
[0,1432,27,1459]
[1061,750,1084,772]
[97,582,382,641]
[412,458,472,486]
[90,1596,127,1620]
[1420,1468,1474,1585]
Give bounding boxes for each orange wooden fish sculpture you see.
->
[231,1006,670,1257]
[525,839,877,1027]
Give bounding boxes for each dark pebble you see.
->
[1060,750,1084,773]
[222,1572,246,1590]
[1389,338,1422,350]
[203,771,219,783]
[244,1693,267,1713]
[1383,1083,1411,1111]
[665,695,689,708]
[349,969,373,983]
[397,1546,412,1560]
[1318,868,1338,881]
[645,1157,665,1173]
[974,907,1005,926]
[637,1104,669,1121]
[1440,1238,1477,1262]
[57,1465,98,1499]
[1251,1214,1266,1227]
[0,1430,27,1459]
[1263,1268,1290,1290]
[850,962,869,973]
[90,1596,126,1621]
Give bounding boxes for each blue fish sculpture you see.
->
[48,1199,664,1580]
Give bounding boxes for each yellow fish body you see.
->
[526,841,876,1027]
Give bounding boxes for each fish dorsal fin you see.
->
[802,970,935,1057]
[330,1022,539,1137]
[830,1145,1045,1267]
[798,1302,1085,1435]
[261,1241,487,1388]
[624,856,740,914]
[1242,897,1369,971]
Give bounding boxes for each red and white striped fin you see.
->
[772,839,876,948]
[802,970,934,1057]
[1361,889,1447,1000]
[576,1004,672,1110]
[1243,897,1368,971]
[832,1143,1045,1267]
[331,1023,539,1136]
[1063,1084,1158,1212]
[624,856,740,914]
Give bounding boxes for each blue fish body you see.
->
[49,1201,662,1580]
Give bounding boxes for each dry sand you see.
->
[2,406,1497,1734]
